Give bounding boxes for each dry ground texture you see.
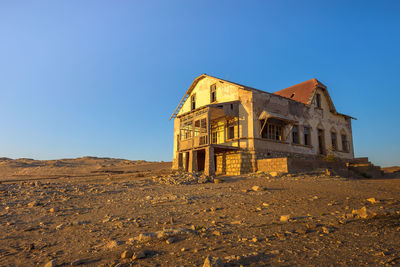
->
[0,157,399,267]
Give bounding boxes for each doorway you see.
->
[197,150,205,172]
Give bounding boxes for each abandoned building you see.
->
[170,74,355,176]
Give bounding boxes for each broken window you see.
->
[316,93,321,108]
[211,123,224,144]
[341,134,349,152]
[211,132,217,144]
[260,119,284,141]
[292,125,299,144]
[304,126,311,146]
[227,124,235,140]
[180,121,192,140]
[210,84,216,103]
[331,131,337,151]
[191,94,196,110]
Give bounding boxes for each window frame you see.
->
[331,131,337,151]
[210,84,217,103]
[304,126,311,146]
[191,94,196,110]
[292,125,299,144]
[316,93,321,108]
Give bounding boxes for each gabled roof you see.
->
[170,75,355,120]
[273,78,326,105]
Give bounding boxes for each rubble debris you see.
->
[153,171,215,185]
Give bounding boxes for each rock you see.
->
[121,250,133,259]
[132,250,147,260]
[213,178,224,184]
[322,226,331,234]
[44,260,56,267]
[280,215,291,222]
[49,207,59,213]
[166,237,176,244]
[137,232,157,241]
[56,223,66,230]
[325,169,332,176]
[262,202,270,207]
[106,240,124,249]
[352,206,368,219]
[367,197,378,204]
[203,255,223,267]
[27,201,38,208]
[71,258,88,266]
[269,172,279,177]
[251,186,262,191]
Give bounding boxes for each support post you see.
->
[205,146,215,176]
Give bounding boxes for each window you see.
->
[191,94,196,110]
[211,132,217,144]
[331,131,337,151]
[341,134,349,152]
[180,121,192,140]
[227,125,235,140]
[260,119,284,141]
[304,126,311,146]
[292,125,299,144]
[316,93,321,108]
[210,84,216,102]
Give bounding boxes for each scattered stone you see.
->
[352,206,369,219]
[71,258,88,266]
[213,178,224,184]
[106,240,124,249]
[56,223,66,230]
[132,250,147,260]
[203,255,223,267]
[280,214,291,222]
[121,250,134,259]
[269,172,279,177]
[27,201,38,208]
[49,207,59,213]
[322,226,332,234]
[251,185,263,192]
[44,260,56,267]
[367,197,378,204]
[166,237,176,244]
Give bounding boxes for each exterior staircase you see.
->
[348,157,383,178]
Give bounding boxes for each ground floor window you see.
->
[341,134,349,152]
[331,131,337,151]
[292,125,299,144]
[304,126,311,146]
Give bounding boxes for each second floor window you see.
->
[210,84,216,102]
[227,124,235,140]
[292,125,299,144]
[316,93,321,108]
[191,94,196,110]
[261,119,284,141]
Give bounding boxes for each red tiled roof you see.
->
[273,78,326,105]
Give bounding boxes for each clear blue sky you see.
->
[1,0,399,166]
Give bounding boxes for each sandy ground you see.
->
[0,157,399,266]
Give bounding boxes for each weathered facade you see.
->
[170,74,355,176]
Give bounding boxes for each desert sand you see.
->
[0,157,399,266]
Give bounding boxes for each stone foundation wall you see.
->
[257,157,349,174]
[215,151,256,175]
[257,158,289,173]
